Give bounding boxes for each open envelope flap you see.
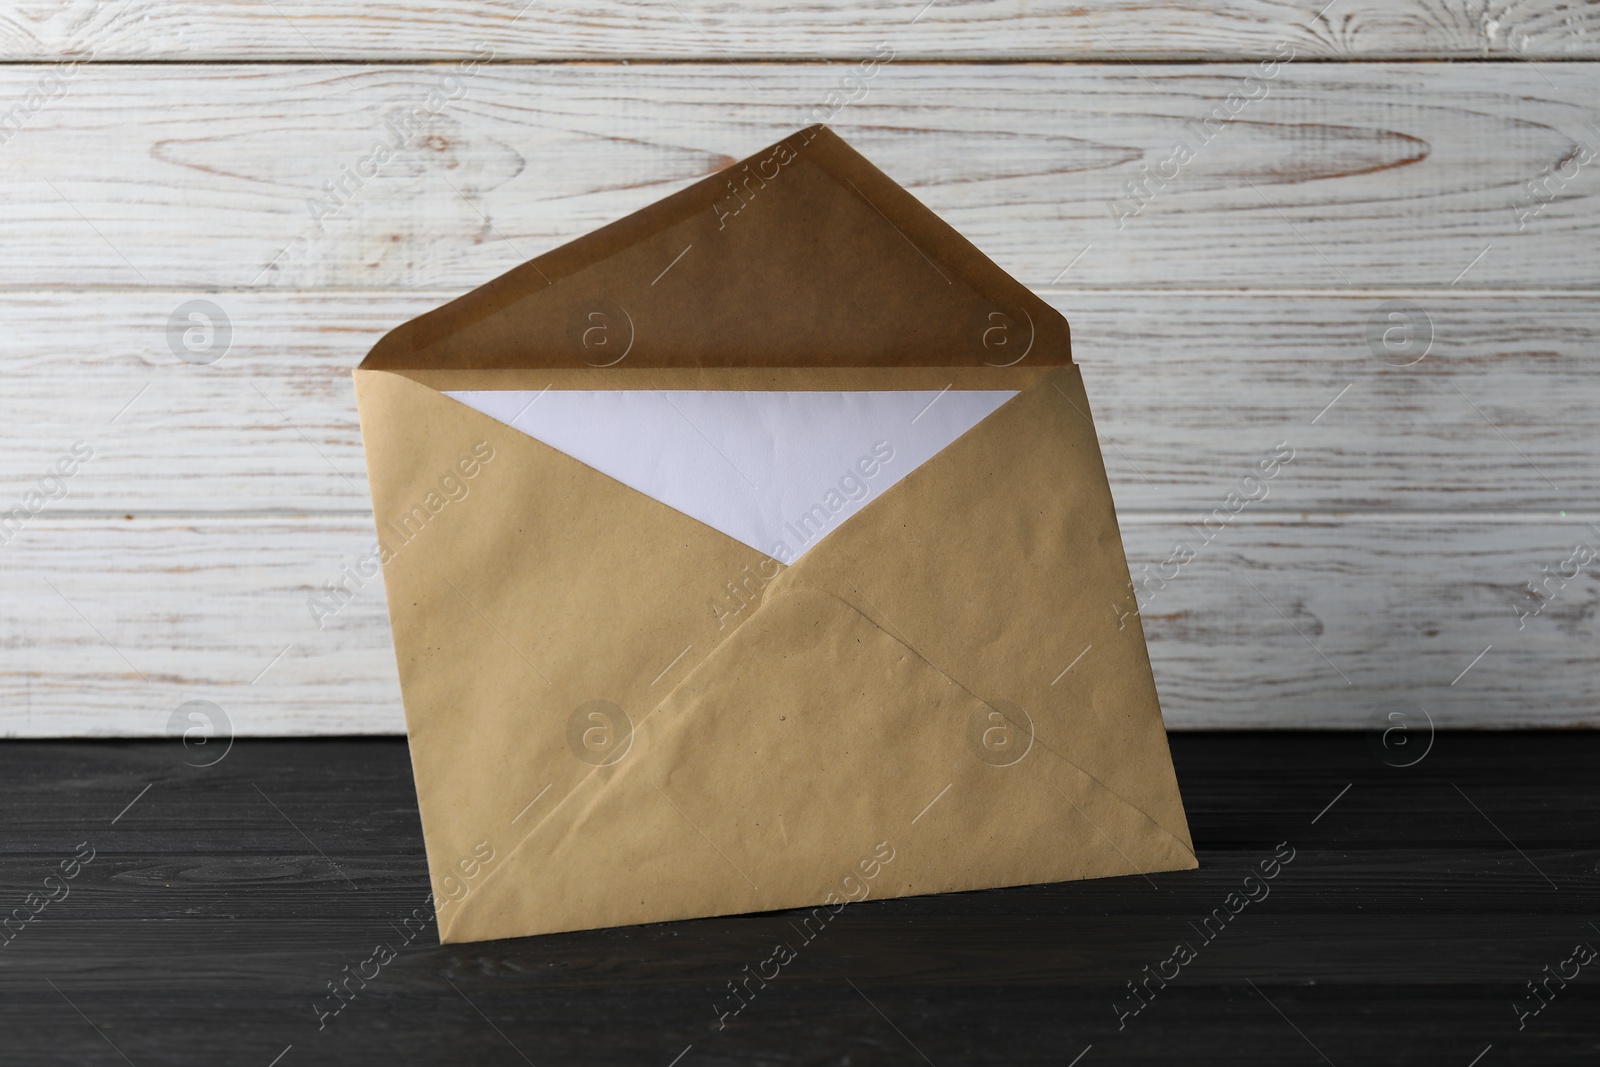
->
[442,583,1195,943]
[359,125,1066,374]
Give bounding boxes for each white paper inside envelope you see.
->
[444,390,1016,561]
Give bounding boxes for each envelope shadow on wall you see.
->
[354,125,1196,944]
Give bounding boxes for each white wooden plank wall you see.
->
[5,2,1600,59]
[0,2,1594,734]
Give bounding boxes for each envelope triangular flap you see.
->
[441,581,1195,943]
[359,125,1067,373]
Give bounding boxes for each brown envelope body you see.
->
[354,126,1194,943]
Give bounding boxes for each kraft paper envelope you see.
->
[354,125,1195,944]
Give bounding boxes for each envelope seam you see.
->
[752,577,1196,862]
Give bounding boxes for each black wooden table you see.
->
[2,732,1595,1066]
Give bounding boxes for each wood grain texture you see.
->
[3,1,1598,59]
[1,28,1593,736]
[0,734,1594,1065]
[1,64,1596,290]
[0,517,399,738]
[5,290,1593,513]
[2,515,1593,736]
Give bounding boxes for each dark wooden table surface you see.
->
[1,731,1596,1066]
